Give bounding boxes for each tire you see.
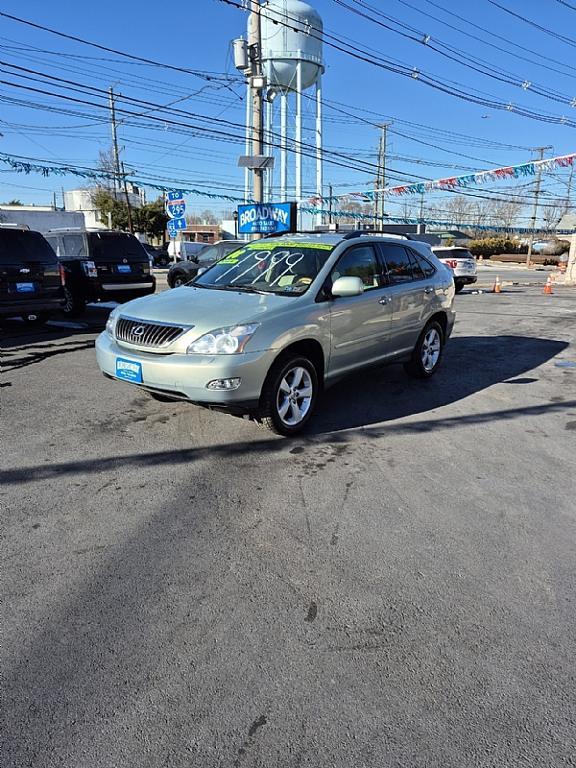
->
[62,286,86,317]
[170,271,188,288]
[21,312,51,326]
[404,320,445,379]
[258,354,319,436]
[454,280,465,293]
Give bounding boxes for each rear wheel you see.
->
[404,320,444,379]
[62,286,86,317]
[258,355,318,436]
[454,280,465,293]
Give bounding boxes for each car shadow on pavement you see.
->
[1,335,573,487]
[308,334,569,435]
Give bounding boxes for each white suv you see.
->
[432,247,477,293]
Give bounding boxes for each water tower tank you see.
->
[260,0,324,91]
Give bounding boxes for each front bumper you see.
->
[95,331,274,410]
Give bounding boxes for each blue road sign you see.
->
[167,217,186,237]
[166,191,186,219]
[237,202,297,235]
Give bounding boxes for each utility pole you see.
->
[526,146,552,266]
[108,87,122,197]
[328,183,333,225]
[249,1,264,208]
[564,163,574,215]
[121,162,134,234]
[374,123,391,229]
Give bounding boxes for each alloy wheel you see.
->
[421,328,441,372]
[276,366,314,426]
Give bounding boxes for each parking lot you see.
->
[2,272,576,767]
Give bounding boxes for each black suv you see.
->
[167,240,245,288]
[0,225,65,324]
[44,230,156,317]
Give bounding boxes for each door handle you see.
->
[378,296,390,305]
[424,286,434,294]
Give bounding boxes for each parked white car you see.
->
[432,247,477,293]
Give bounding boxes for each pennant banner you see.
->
[2,152,574,234]
[305,152,576,203]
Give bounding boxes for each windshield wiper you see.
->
[220,284,271,295]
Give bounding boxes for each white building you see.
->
[0,205,85,234]
[64,186,145,229]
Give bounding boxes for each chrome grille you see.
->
[116,317,187,348]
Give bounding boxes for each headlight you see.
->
[105,308,120,337]
[186,324,259,355]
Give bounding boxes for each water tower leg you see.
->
[280,91,287,202]
[244,79,251,203]
[315,75,323,228]
[295,58,303,225]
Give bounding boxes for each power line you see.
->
[486,0,576,49]
[396,0,576,79]
[334,0,576,107]
[218,0,576,128]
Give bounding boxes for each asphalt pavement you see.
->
[2,278,576,768]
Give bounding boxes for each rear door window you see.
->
[379,244,414,284]
[0,229,57,264]
[408,248,436,279]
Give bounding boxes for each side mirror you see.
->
[197,267,207,276]
[331,276,365,297]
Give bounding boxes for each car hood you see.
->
[117,285,291,344]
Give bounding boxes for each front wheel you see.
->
[170,271,189,288]
[258,355,319,436]
[404,321,444,379]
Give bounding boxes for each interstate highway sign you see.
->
[166,191,186,219]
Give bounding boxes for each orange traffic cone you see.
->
[543,275,554,295]
[492,275,502,293]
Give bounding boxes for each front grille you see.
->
[116,317,187,348]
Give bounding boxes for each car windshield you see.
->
[194,240,334,295]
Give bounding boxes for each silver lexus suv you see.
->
[96,232,456,435]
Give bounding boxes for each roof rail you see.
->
[263,230,323,239]
[341,229,414,241]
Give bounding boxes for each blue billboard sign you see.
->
[237,202,297,235]
[166,191,186,219]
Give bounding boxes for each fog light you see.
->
[206,377,241,391]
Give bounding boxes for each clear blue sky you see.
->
[0,0,574,225]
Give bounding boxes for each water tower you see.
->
[241,0,325,225]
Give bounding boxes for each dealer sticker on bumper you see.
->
[116,357,143,383]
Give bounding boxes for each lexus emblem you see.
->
[123,258,128,263]
[131,325,145,337]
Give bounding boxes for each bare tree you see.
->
[399,199,415,221]
[489,198,524,234]
[541,199,565,232]
[443,195,474,228]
